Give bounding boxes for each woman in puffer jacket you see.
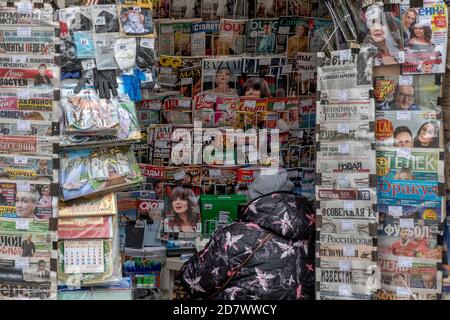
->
[180,169,315,300]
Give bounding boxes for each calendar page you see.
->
[63,240,105,274]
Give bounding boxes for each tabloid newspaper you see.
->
[317,200,378,221]
[377,198,444,222]
[318,217,377,237]
[317,122,374,142]
[0,154,57,182]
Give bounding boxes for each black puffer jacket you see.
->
[180,191,315,300]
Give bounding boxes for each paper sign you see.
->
[396,111,411,121]
[173,170,186,181]
[343,245,355,257]
[17,121,31,131]
[397,148,411,158]
[339,260,351,271]
[14,156,28,165]
[94,16,106,25]
[338,144,349,154]
[398,257,413,268]
[337,123,350,134]
[339,49,352,61]
[17,182,31,192]
[82,59,96,70]
[15,257,30,269]
[140,38,155,49]
[16,219,29,230]
[17,27,32,37]
[388,206,403,217]
[344,201,355,211]
[17,91,31,100]
[396,287,410,298]
[339,284,352,297]
[399,218,414,229]
[399,75,413,86]
[12,55,27,64]
[341,220,354,231]
[17,2,32,14]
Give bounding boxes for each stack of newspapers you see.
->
[315,49,379,300]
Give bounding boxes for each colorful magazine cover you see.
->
[245,18,279,55]
[375,111,442,148]
[0,154,56,182]
[171,0,201,19]
[377,198,444,222]
[158,20,195,56]
[377,179,442,202]
[400,2,448,74]
[201,57,242,94]
[288,52,317,96]
[360,4,404,67]
[378,217,442,260]
[376,147,444,182]
[276,16,310,57]
[216,19,246,56]
[119,5,155,37]
[191,20,220,56]
[374,75,440,112]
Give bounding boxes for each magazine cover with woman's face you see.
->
[202,57,242,95]
[163,185,202,238]
[400,2,448,74]
[360,4,404,67]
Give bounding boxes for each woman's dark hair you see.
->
[242,77,272,98]
[413,121,439,148]
[38,63,46,69]
[169,186,199,226]
[413,25,432,44]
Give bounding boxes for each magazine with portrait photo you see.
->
[400,2,448,74]
[248,0,276,18]
[245,18,279,55]
[276,16,310,57]
[217,19,246,56]
[360,4,404,67]
[375,110,442,148]
[374,74,440,112]
[191,20,220,56]
[202,57,242,94]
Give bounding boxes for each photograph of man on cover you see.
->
[287,24,309,58]
[256,21,275,54]
[379,84,419,110]
[36,260,51,279]
[393,126,413,148]
[34,64,52,87]
[22,235,36,257]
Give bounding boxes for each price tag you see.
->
[396,111,411,121]
[341,220,354,231]
[95,39,107,47]
[397,148,411,159]
[174,170,186,181]
[17,120,31,131]
[337,123,350,134]
[338,284,352,297]
[133,6,141,12]
[338,91,349,101]
[12,55,27,64]
[396,287,410,298]
[14,156,28,165]
[344,201,355,211]
[272,102,285,110]
[81,59,96,70]
[278,26,290,34]
[248,151,258,163]
[94,16,106,25]
[339,260,351,271]
[244,100,256,108]
[398,51,405,64]
[338,175,349,187]
[180,78,193,85]
[398,257,413,268]
[209,169,221,177]
[17,27,31,37]
[338,144,349,154]
[339,49,352,61]
[17,182,31,192]
[80,38,89,46]
[140,38,155,49]
[399,218,414,229]
[259,58,271,66]
[160,67,173,74]
[16,219,29,230]
[178,99,191,108]
[399,75,413,86]
[63,10,75,21]
[388,206,403,217]
[343,245,355,257]
[18,1,32,14]
[17,91,31,100]
[15,257,30,269]
[282,64,293,74]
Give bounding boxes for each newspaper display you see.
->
[0,154,57,182]
[158,20,195,57]
[378,254,442,292]
[0,89,57,122]
[316,49,378,300]
[400,2,448,75]
[0,218,56,300]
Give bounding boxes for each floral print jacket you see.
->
[180,191,315,300]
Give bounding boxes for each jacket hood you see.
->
[241,192,315,240]
[247,168,295,202]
